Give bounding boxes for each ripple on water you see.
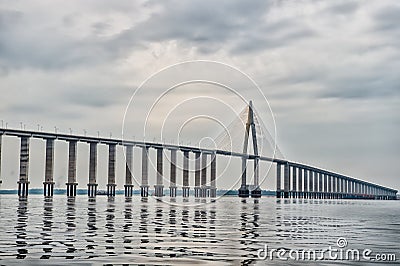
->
[0,195,399,264]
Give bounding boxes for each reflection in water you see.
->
[139,198,149,248]
[123,197,133,255]
[105,198,116,256]
[15,199,28,259]
[1,196,397,264]
[85,198,97,258]
[41,197,53,259]
[65,197,76,259]
[239,199,260,265]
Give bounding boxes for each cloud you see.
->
[0,0,399,190]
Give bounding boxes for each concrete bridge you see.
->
[0,102,397,200]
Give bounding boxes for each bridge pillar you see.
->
[124,145,134,197]
[43,138,55,197]
[276,163,282,198]
[200,153,207,197]
[297,168,303,198]
[18,136,30,198]
[318,172,323,199]
[327,175,332,199]
[210,153,217,197]
[0,135,2,186]
[194,152,201,198]
[66,141,77,197]
[291,166,297,198]
[323,173,328,199]
[357,182,360,198]
[355,181,358,198]
[332,175,337,199]
[154,148,164,197]
[350,179,354,199]
[169,149,177,197]
[283,163,290,198]
[303,169,308,198]
[141,146,149,197]
[313,172,319,199]
[342,179,346,198]
[182,150,190,197]
[238,158,249,197]
[351,181,354,198]
[87,142,98,197]
[107,144,116,197]
[251,157,261,198]
[346,180,350,198]
[309,171,314,199]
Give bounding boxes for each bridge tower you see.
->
[238,100,262,198]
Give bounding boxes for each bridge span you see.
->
[0,127,397,200]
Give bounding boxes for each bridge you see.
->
[0,101,397,200]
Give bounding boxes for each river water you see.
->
[0,195,399,265]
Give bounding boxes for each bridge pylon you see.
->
[238,100,261,198]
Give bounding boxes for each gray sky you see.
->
[0,0,399,191]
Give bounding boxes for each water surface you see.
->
[0,195,399,265]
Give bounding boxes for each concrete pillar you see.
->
[43,138,55,197]
[154,148,164,197]
[348,180,351,196]
[200,153,207,197]
[210,153,217,197]
[194,152,200,197]
[357,182,360,196]
[303,170,308,198]
[124,145,134,197]
[182,150,190,197]
[340,177,346,199]
[169,149,177,197]
[87,142,98,197]
[283,163,290,198]
[298,168,303,198]
[18,137,30,197]
[141,146,149,197]
[332,176,336,199]
[327,175,332,199]
[239,157,249,197]
[341,178,345,198]
[292,167,297,198]
[318,172,322,199]
[309,171,314,198]
[276,163,282,198]
[0,135,2,187]
[107,144,116,197]
[66,141,77,197]
[323,174,328,198]
[251,157,261,198]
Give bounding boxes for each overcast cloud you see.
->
[0,0,399,190]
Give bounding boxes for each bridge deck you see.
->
[0,128,397,194]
